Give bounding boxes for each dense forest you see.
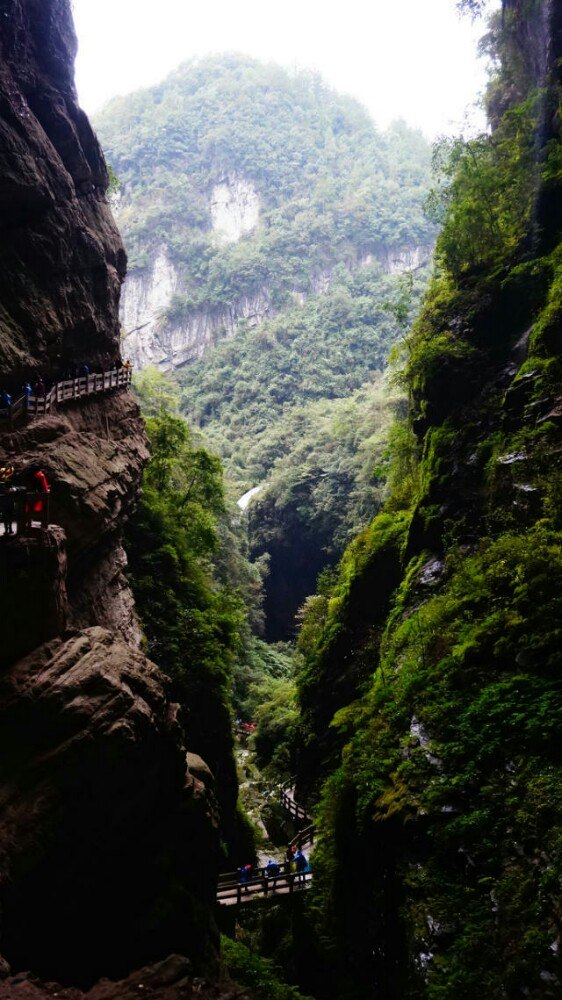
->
[289,1,562,996]
[95,56,434,292]
[95,57,436,636]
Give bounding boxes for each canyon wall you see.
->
[295,2,562,995]
[0,0,220,985]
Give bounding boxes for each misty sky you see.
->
[72,0,499,137]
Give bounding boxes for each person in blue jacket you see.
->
[239,863,252,892]
[295,849,309,884]
[265,859,281,888]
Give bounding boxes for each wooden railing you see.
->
[218,858,296,888]
[0,367,133,424]
[217,866,312,907]
[279,777,310,823]
[216,779,315,906]
[289,822,315,851]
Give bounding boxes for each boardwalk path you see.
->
[217,779,314,907]
[0,367,133,424]
[0,366,134,535]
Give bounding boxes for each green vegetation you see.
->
[221,936,313,1000]
[178,276,414,494]
[126,368,307,863]
[125,370,268,861]
[96,55,434,290]
[293,2,562,996]
[96,56,436,637]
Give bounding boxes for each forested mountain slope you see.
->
[95,55,435,370]
[294,1,562,996]
[95,56,436,637]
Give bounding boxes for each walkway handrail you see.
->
[0,367,133,423]
[218,858,302,887]
[217,869,312,907]
[216,779,315,905]
[280,776,296,792]
[279,783,310,823]
[289,822,315,852]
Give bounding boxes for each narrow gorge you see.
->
[0,0,561,998]
[94,56,438,637]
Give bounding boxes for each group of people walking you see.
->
[59,355,132,382]
[238,845,310,892]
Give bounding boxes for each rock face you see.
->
[0,0,221,986]
[120,243,432,372]
[0,0,148,648]
[0,0,126,383]
[0,954,251,999]
[0,526,68,670]
[296,4,562,995]
[0,388,148,650]
[121,250,271,370]
[210,174,260,244]
[0,629,220,985]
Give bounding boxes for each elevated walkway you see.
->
[0,366,133,424]
[217,778,315,907]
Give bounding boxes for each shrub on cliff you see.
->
[125,402,248,855]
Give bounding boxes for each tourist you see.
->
[0,465,15,536]
[33,378,46,398]
[265,859,280,887]
[295,849,308,884]
[239,863,253,893]
[24,467,50,528]
[0,390,12,413]
[285,844,296,873]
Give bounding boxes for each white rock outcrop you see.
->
[383,245,430,274]
[210,174,260,244]
[118,225,433,372]
[120,246,178,352]
[122,278,271,371]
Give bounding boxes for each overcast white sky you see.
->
[72,0,499,138]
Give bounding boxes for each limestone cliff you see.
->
[0,0,126,381]
[0,0,147,649]
[0,629,219,984]
[0,0,220,985]
[121,241,273,371]
[119,237,431,373]
[94,55,436,375]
